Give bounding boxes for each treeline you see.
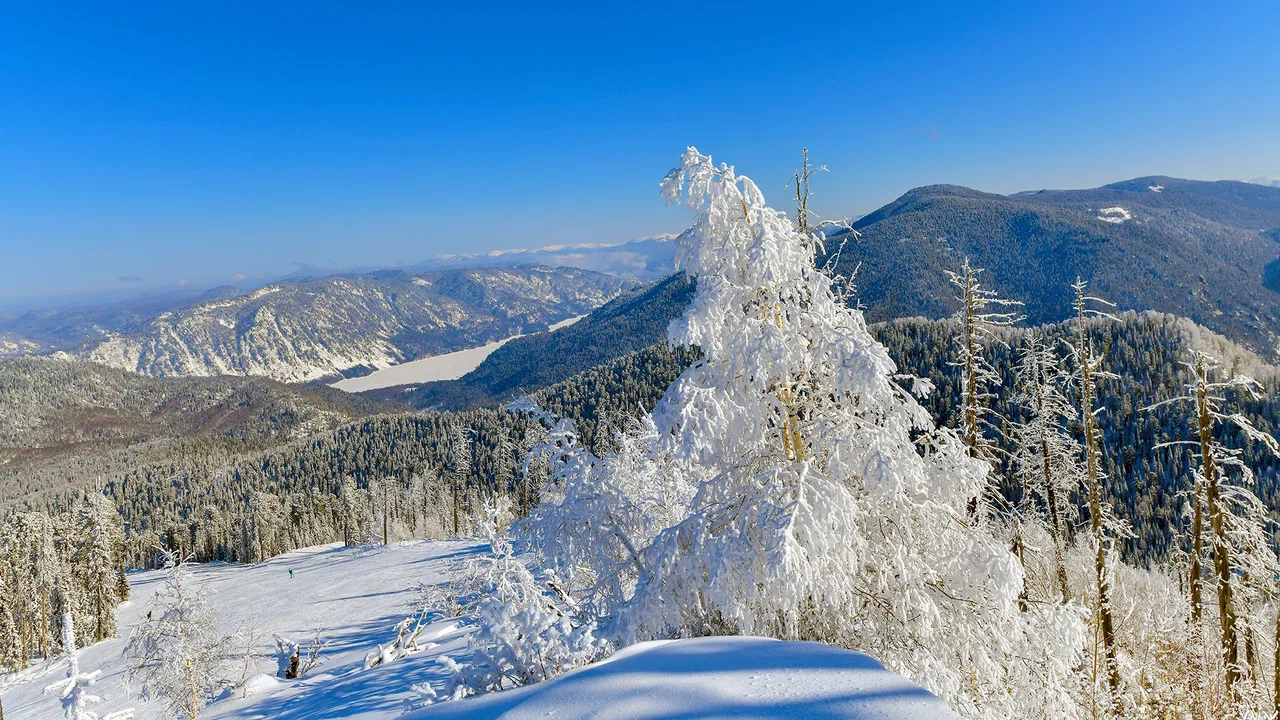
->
[55,343,696,568]
[877,311,1280,563]
[10,311,1279,575]
[1,493,129,672]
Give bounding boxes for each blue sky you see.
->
[1,1,1277,308]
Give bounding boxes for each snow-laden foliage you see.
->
[43,611,134,720]
[493,148,1088,718]
[428,501,608,700]
[122,549,234,720]
[947,260,1022,467]
[1011,330,1082,603]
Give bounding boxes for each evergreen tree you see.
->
[77,495,123,643]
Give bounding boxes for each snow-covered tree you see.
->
[249,492,281,563]
[439,500,607,696]
[1067,278,1126,714]
[1149,350,1280,714]
[44,608,134,720]
[504,148,1085,718]
[447,424,473,536]
[24,511,62,658]
[1011,330,1080,603]
[123,549,233,720]
[77,495,123,643]
[946,260,1022,468]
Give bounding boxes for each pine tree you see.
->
[77,495,123,643]
[249,491,281,563]
[29,511,62,659]
[448,424,473,536]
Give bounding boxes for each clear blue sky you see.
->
[2,1,1277,308]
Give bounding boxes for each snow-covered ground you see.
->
[0,541,475,720]
[331,315,585,392]
[1,540,956,719]
[412,636,958,719]
[1096,206,1133,223]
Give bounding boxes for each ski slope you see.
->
[1,540,956,719]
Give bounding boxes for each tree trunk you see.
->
[1196,356,1240,701]
[1038,382,1071,604]
[451,474,459,536]
[1273,607,1280,719]
[1079,318,1122,713]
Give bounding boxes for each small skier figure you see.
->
[289,568,295,579]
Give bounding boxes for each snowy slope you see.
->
[413,637,959,720]
[331,314,586,392]
[0,541,955,719]
[0,541,474,720]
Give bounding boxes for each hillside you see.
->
[0,356,383,507]
[0,541,952,720]
[368,272,695,410]
[79,267,631,383]
[824,177,1280,357]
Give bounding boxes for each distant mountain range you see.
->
[1251,176,1280,189]
[823,175,1280,357]
[411,234,678,281]
[5,174,1279,387]
[0,238,675,363]
[74,266,631,383]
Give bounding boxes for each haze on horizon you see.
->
[1,1,1277,308]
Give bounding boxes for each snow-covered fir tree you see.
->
[123,549,233,720]
[77,495,123,643]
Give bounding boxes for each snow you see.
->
[1148,184,1163,192]
[1096,206,1132,223]
[0,540,475,720]
[331,315,586,392]
[1,541,955,720]
[411,637,959,720]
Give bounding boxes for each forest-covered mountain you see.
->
[0,356,384,507]
[8,308,1277,571]
[365,273,695,410]
[77,266,631,383]
[823,176,1280,357]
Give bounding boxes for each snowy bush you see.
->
[420,500,608,698]
[274,628,325,679]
